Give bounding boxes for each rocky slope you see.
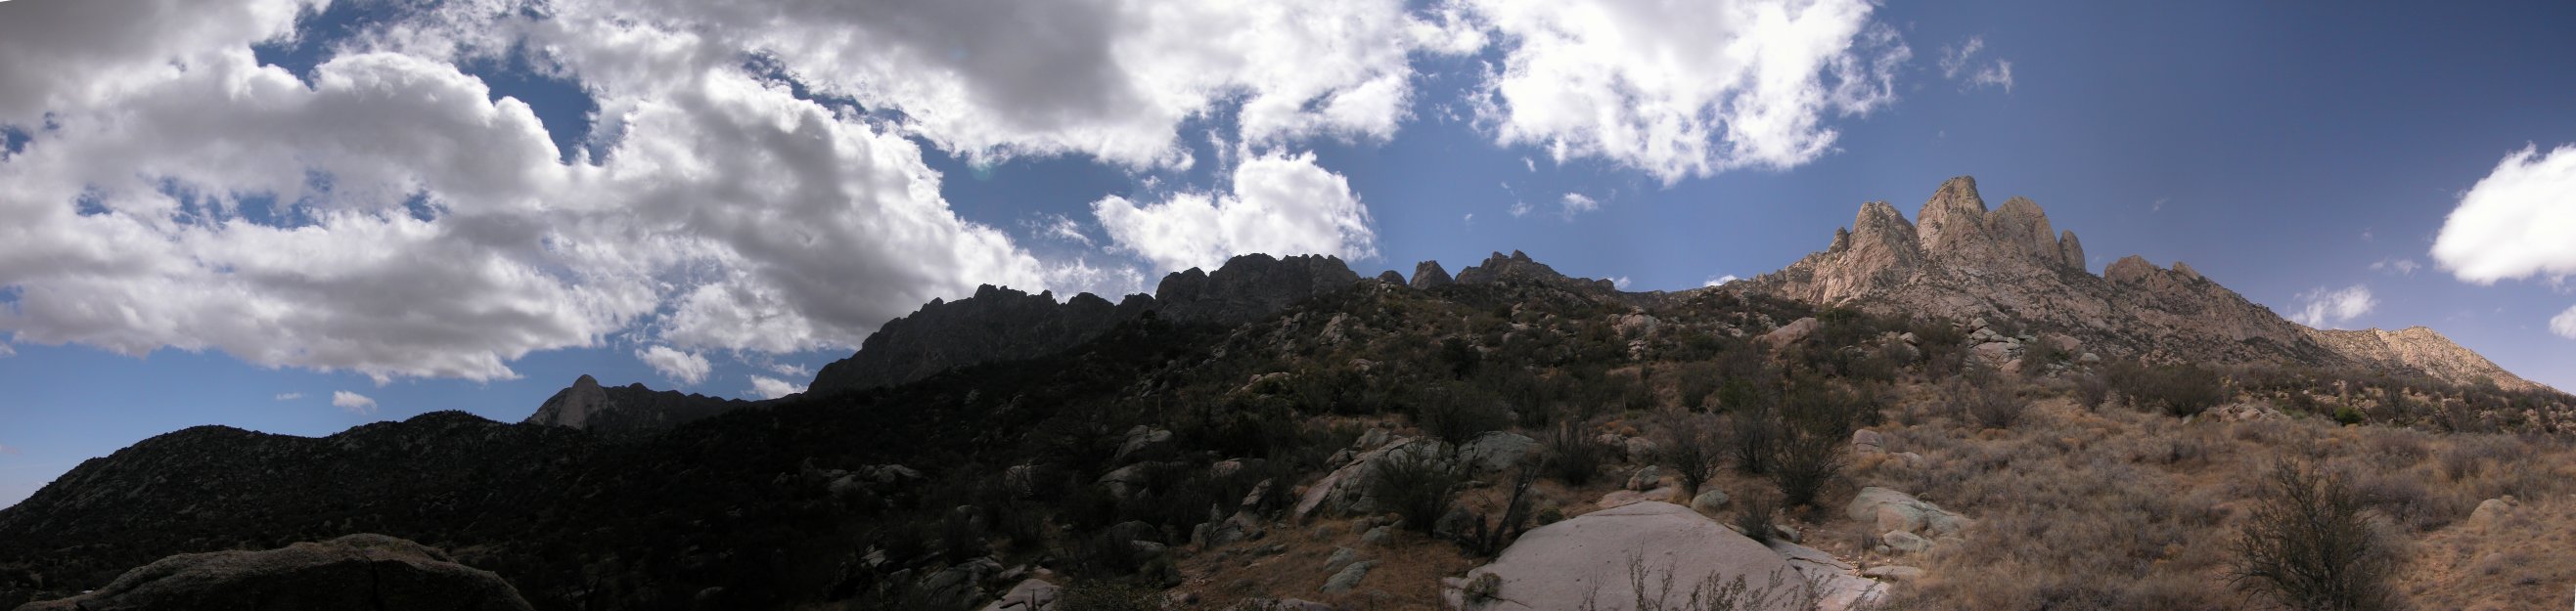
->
[1741,176,2536,390]
[16,534,531,611]
[523,374,758,441]
[809,253,1360,393]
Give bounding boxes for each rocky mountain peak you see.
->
[1455,250,1616,292]
[524,375,753,441]
[1411,260,1454,289]
[528,374,610,430]
[1915,176,1991,252]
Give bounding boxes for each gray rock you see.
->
[1851,429,1885,454]
[1445,502,1870,611]
[1860,566,1923,583]
[1319,560,1378,593]
[15,534,532,611]
[983,577,1066,611]
[1293,437,1451,519]
[1324,546,1359,571]
[1412,260,1455,289]
[1847,487,1971,537]
[1690,489,1731,513]
[1361,525,1394,546]
[1115,425,1173,462]
[1627,465,1662,491]
[1459,431,1539,474]
[1882,531,1932,555]
[1377,270,1405,284]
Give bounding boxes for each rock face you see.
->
[1741,176,2533,388]
[1412,260,1455,289]
[523,375,757,441]
[1454,251,1617,293]
[810,254,1360,394]
[1447,502,1870,611]
[15,534,531,611]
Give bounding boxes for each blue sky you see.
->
[2,0,2572,508]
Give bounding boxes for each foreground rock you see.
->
[15,534,530,611]
[1446,502,1876,611]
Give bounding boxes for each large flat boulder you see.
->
[1446,502,1815,611]
[15,534,530,611]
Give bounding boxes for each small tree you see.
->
[1769,382,1863,507]
[1658,411,1722,498]
[2230,458,2399,611]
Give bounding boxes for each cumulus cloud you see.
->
[0,342,12,358]
[2432,145,2576,284]
[746,375,805,400]
[1704,275,1740,287]
[1938,35,2013,93]
[1458,0,1911,183]
[635,345,711,386]
[444,0,1433,169]
[1559,193,1602,219]
[2291,284,2378,328]
[1092,150,1378,274]
[331,390,379,415]
[2554,304,2576,339]
[274,392,302,401]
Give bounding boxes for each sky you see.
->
[1,0,2572,508]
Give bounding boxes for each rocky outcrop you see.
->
[1153,254,1363,326]
[1737,176,2534,383]
[14,534,530,611]
[523,375,756,441]
[1412,260,1454,289]
[811,254,1360,394]
[1454,251,1616,292]
[809,285,1147,394]
[2308,327,2543,392]
[1445,502,1878,611]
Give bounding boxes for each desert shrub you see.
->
[1414,383,1512,447]
[1373,449,1463,534]
[1726,409,1781,476]
[1601,552,1822,611]
[1674,363,1723,412]
[1461,467,1538,557]
[2231,458,2401,611]
[2109,361,2230,417]
[2074,372,2111,411]
[1060,579,1164,611]
[1734,491,1780,546]
[1768,382,1865,507]
[2353,470,2461,532]
[1956,373,2028,429]
[2439,437,2513,482]
[1544,422,1612,486]
[1657,411,1723,497]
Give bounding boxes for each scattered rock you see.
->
[1690,489,1731,513]
[1361,525,1395,546]
[1234,598,1334,611]
[1627,465,1663,491]
[1325,546,1359,571]
[978,578,1062,611]
[1768,540,1883,610]
[1622,437,1657,463]
[1861,566,1923,582]
[1115,425,1173,462]
[1851,429,1885,454]
[1881,531,1933,555]
[1460,431,1539,474]
[17,534,533,611]
[1847,487,1970,538]
[1761,317,1822,348]
[1319,559,1378,593]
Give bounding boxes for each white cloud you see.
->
[2553,304,2576,339]
[2291,284,2378,329]
[1458,0,1910,183]
[1704,275,1740,287]
[1092,150,1378,274]
[274,392,302,401]
[746,375,805,400]
[0,342,12,358]
[2369,258,2420,276]
[1559,193,1601,219]
[1509,200,1533,217]
[448,0,1433,169]
[1938,35,2012,93]
[331,390,379,415]
[1033,213,1096,246]
[1521,156,1536,172]
[1612,276,1632,289]
[635,345,711,386]
[767,362,811,378]
[2432,144,2576,284]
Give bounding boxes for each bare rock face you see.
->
[524,375,754,441]
[14,534,531,611]
[811,254,1359,394]
[1454,250,1616,292]
[1740,176,2531,387]
[2308,327,2542,392]
[1412,260,1455,289]
[1445,502,1877,611]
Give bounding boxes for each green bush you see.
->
[2332,405,2366,426]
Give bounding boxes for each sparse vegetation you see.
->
[2231,458,2401,611]
[1372,448,1463,535]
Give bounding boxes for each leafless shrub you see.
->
[2230,458,2401,611]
